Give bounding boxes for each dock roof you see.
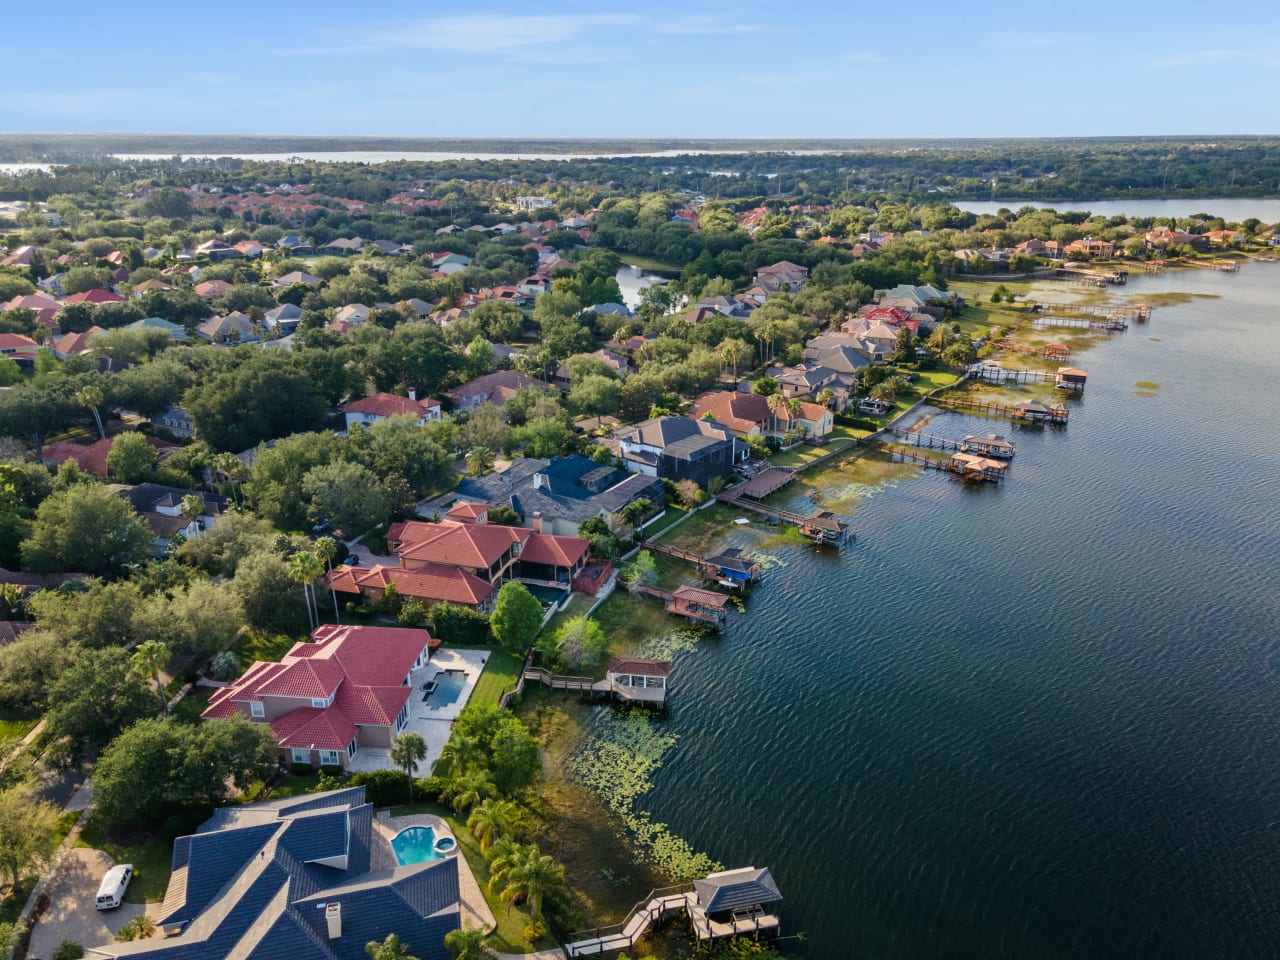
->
[694,867,781,913]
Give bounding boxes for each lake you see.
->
[631,263,1280,959]
[955,198,1280,222]
[615,263,670,310]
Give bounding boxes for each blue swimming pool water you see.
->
[423,669,467,708]
[390,826,443,866]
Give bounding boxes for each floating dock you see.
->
[932,395,1069,425]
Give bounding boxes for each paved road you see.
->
[26,848,161,958]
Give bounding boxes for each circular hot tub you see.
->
[433,834,458,857]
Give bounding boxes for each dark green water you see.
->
[642,264,1280,959]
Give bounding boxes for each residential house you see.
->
[615,415,747,485]
[803,331,876,373]
[195,239,238,262]
[153,406,196,438]
[276,234,315,255]
[41,435,174,477]
[321,237,363,255]
[130,278,178,297]
[0,245,35,268]
[1205,229,1241,246]
[112,482,225,555]
[389,519,591,591]
[49,326,104,359]
[430,253,472,275]
[517,196,555,211]
[193,279,233,300]
[84,787,461,960]
[0,333,40,365]
[452,454,665,536]
[197,311,257,343]
[516,275,551,296]
[127,316,189,341]
[272,270,322,289]
[332,303,371,326]
[233,239,268,258]
[687,390,770,438]
[774,363,849,406]
[1144,229,1208,251]
[342,391,442,429]
[328,563,496,612]
[1063,238,1116,259]
[774,399,833,441]
[203,625,435,769]
[2,293,60,331]
[445,370,551,413]
[752,260,809,292]
[264,302,304,333]
[62,288,125,305]
[552,348,631,388]
[371,239,412,256]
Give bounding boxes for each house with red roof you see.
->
[202,624,436,769]
[342,390,442,429]
[49,325,104,359]
[0,333,39,363]
[389,518,590,592]
[192,279,233,300]
[41,435,175,477]
[2,293,61,331]
[0,245,36,267]
[62,288,126,305]
[327,562,496,612]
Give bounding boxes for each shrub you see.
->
[347,769,410,807]
[397,600,427,627]
[51,942,85,960]
[290,763,314,777]
[429,603,491,646]
[522,921,547,944]
[318,765,343,779]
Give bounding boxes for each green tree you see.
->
[302,460,393,534]
[443,927,495,960]
[114,915,157,943]
[365,934,419,960]
[75,385,106,441]
[466,798,519,857]
[130,639,171,716]
[287,550,326,631]
[569,374,622,426]
[0,629,74,712]
[185,352,327,452]
[106,432,159,483]
[233,549,310,634]
[0,784,62,892]
[27,579,141,648]
[623,550,658,595]
[21,484,153,577]
[465,447,494,477]
[390,732,428,803]
[487,842,565,923]
[441,768,496,814]
[490,582,542,655]
[552,615,608,671]
[210,650,242,681]
[488,717,540,795]
[315,535,342,626]
[44,647,157,764]
[0,385,78,456]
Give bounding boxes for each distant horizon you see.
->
[6,0,1278,136]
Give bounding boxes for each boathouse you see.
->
[606,658,670,704]
[949,452,1009,482]
[1011,400,1069,424]
[704,547,762,586]
[960,434,1015,459]
[689,867,783,942]
[1055,367,1088,391]
[667,585,731,626]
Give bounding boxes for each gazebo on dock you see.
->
[606,658,670,705]
[666,585,730,626]
[1055,367,1088,391]
[688,867,783,943]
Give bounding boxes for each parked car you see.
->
[96,863,133,910]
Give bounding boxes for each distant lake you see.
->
[109,149,796,164]
[955,198,1280,221]
[0,163,57,173]
[615,263,670,310]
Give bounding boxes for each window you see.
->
[310,698,327,709]
[347,739,357,758]
[249,701,265,718]
[320,750,340,767]
[291,748,311,764]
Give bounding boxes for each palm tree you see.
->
[76,385,106,440]
[487,842,565,923]
[443,769,496,814]
[443,927,495,960]
[315,535,341,626]
[436,733,484,778]
[465,446,494,477]
[179,494,204,527]
[390,732,428,804]
[466,798,518,856]
[287,550,325,631]
[209,650,242,681]
[364,933,419,960]
[816,387,836,409]
[0,584,25,620]
[765,392,787,437]
[212,452,247,506]
[131,639,171,715]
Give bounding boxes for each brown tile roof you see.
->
[397,520,529,570]
[42,435,175,477]
[520,532,588,567]
[688,390,770,435]
[342,391,439,419]
[328,563,494,608]
[607,657,671,678]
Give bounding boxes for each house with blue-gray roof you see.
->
[86,787,460,960]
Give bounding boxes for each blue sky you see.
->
[3,1,1279,137]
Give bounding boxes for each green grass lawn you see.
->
[540,593,595,640]
[0,712,39,743]
[77,815,180,904]
[768,435,856,469]
[387,801,556,953]
[636,505,687,539]
[467,648,525,710]
[168,686,214,725]
[232,629,303,664]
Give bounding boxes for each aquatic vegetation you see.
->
[639,629,704,659]
[567,710,722,881]
[1134,380,1161,390]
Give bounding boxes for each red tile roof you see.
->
[393,520,530,570]
[445,501,488,522]
[271,705,358,751]
[327,563,494,608]
[62,289,125,304]
[521,533,588,568]
[688,391,769,435]
[342,391,440,419]
[255,656,346,699]
[0,333,39,353]
[41,435,175,477]
[50,326,103,356]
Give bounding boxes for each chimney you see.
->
[407,388,416,402]
[532,472,547,491]
[325,902,342,940]
[531,512,543,533]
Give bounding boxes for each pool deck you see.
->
[347,647,488,774]
[374,810,496,934]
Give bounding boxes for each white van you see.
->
[95,863,133,910]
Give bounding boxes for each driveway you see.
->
[344,537,397,567]
[27,848,163,958]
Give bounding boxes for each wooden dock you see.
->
[522,666,668,706]
[932,395,1069,425]
[891,430,1016,459]
[635,583,731,627]
[717,489,852,546]
[1033,303,1150,322]
[1032,315,1128,332]
[992,340,1072,361]
[883,444,1009,483]
[642,541,762,587]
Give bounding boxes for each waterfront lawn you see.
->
[637,505,688,539]
[540,593,596,640]
[591,590,678,654]
[467,647,525,710]
[387,800,557,954]
[652,502,741,555]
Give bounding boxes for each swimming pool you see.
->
[422,669,467,708]
[391,826,443,866]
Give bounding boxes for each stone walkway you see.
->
[373,811,496,935]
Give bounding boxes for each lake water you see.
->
[955,198,1280,222]
[108,150,768,164]
[615,263,670,310]
[636,263,1280,959]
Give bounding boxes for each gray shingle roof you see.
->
[694,867,782,913]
